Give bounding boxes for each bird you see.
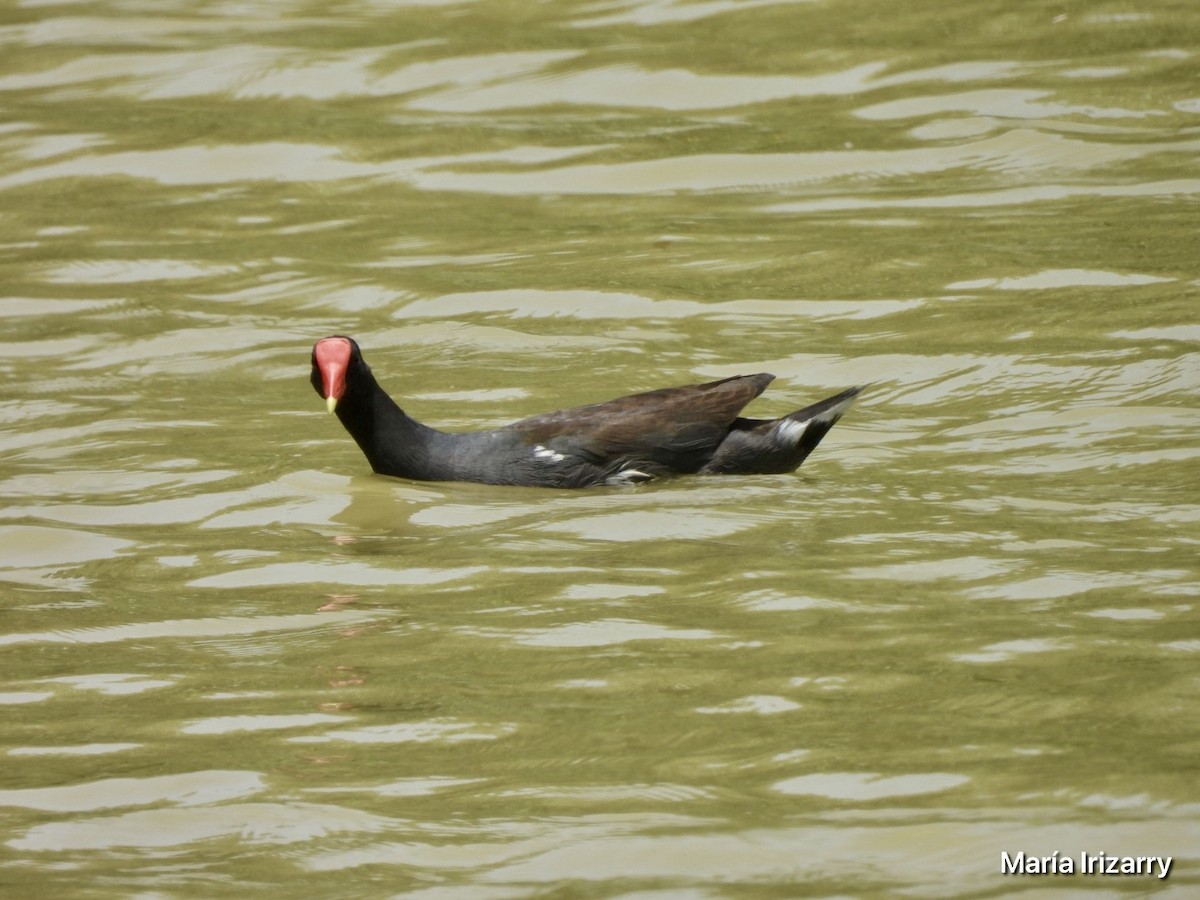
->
[311,335,863,488]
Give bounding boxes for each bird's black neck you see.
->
[336,364,449,480]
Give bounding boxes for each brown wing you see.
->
[510,374,774,473]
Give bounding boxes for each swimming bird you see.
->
[312,335,862,488]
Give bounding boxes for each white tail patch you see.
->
[773,418,810,445]
[777,392,857,444]
[533,445,566,462]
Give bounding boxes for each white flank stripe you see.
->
[606,468,653,486]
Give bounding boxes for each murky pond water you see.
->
[2,1,1198,896]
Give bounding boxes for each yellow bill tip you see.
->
[326,395,338,414]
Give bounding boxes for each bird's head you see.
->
[311,335,362,414]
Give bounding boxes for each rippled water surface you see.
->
[2,1,1199,896]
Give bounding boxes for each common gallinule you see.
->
[312,335,863,488]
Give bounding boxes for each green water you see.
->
[1,1,1198,896]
